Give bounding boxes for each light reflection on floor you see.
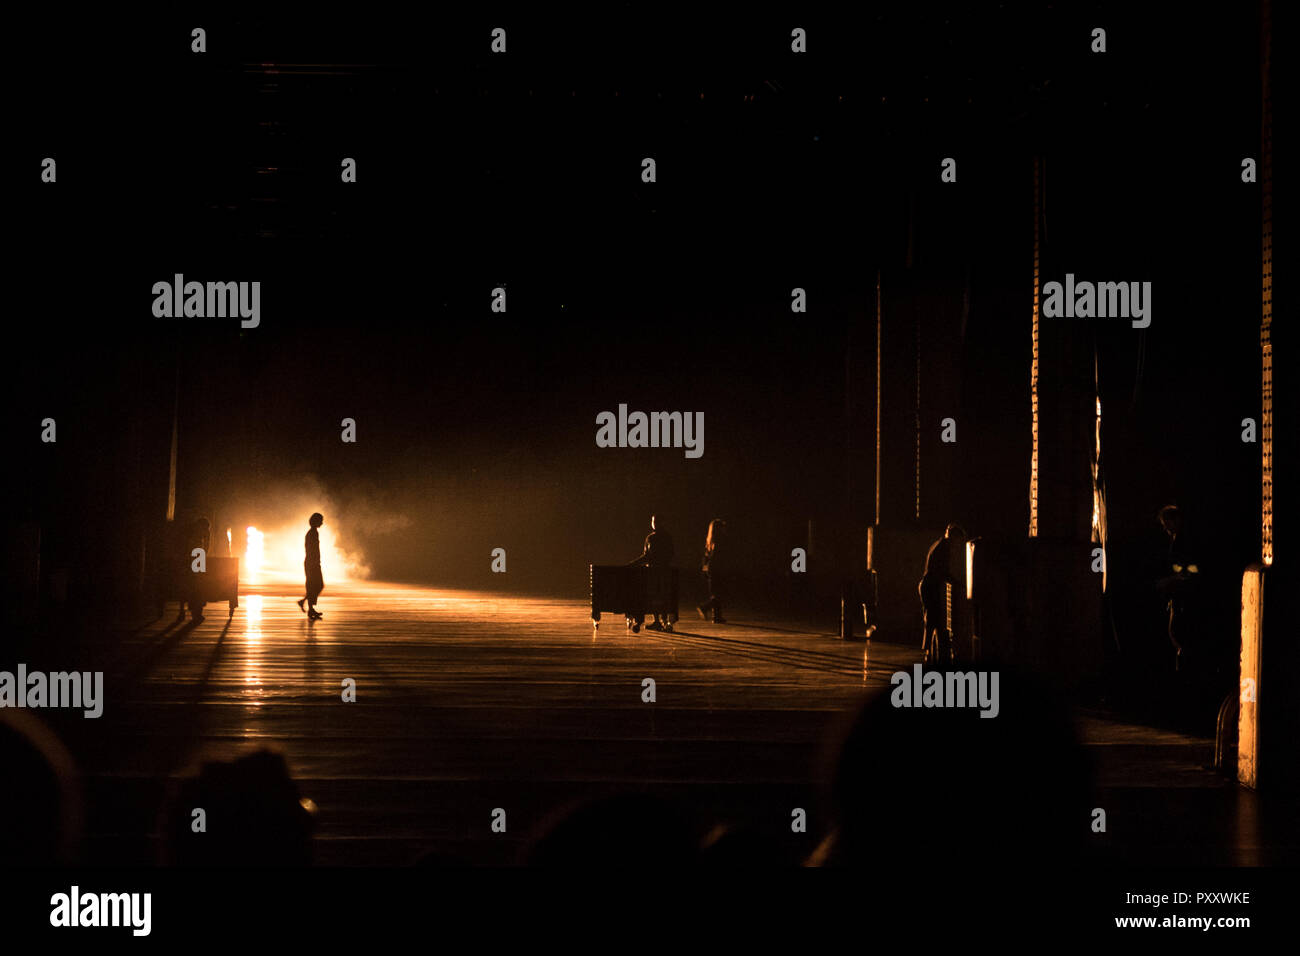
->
[92,581,1265,865]
[92,578,897,864]
[243,593,264,704]
[236,578,606,623]
[137,579,878,728]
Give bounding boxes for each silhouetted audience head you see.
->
[523,792,700,866]
[815,664,1092,869]
[0,711,83,865]
[944,522,966,539]
[309,512,324,528]
[162,749,316,865]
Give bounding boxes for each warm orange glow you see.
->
[245,594,263,637]
[1092,397,1102,537]
[243,594,263,700]
[245,526,265,580]
[1239,569,1264,787]
[965,540,975,601]
[237,519,362,586]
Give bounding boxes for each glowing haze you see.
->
[240,519,367,585]
[222,476,384,587]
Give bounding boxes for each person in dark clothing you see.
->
[696,518,727,623]
[297,513,325,620]
[628,515,675,631]
[918,523,965,662]
[181,516,211,624]
[1155,504,1202,672]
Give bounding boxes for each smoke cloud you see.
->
[223,474,410,584]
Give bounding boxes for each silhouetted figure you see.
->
[918,523,964,662]
[1155,505,1202,673]
[522,792,700,866]
[298,513,325,620]
[180,516,211,624]
[168,520,189,622]
[697,518,728,623]
[161,749,316,866]
[811,664,1091,872]
[0,711,83,865]
[628,515,675,631]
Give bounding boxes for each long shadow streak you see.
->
[157,618,236,775]
[190,618,233,705]
[654,628,865,667]
[722,621,839,637]
[635,629,866,677]
[115,618,200,685]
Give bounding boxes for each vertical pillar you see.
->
[1029,156,1041,538]
[1239,567,1263,788]
[1260,0,1274,569]
[1239,0,1273,789]
[167,359,179,524]
[875,270,882,528]
[914,305,922,521]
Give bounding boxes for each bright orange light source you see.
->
[965,540,975,602]
[245,526,264,579]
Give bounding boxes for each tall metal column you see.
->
[1030,156,1041,538]
[875,269,882,528]
[1261,0,1274,567]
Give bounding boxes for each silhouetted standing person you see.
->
[697,518,727,624]
[1155,504,1202,673]
[182,516,211,624]
[918,523,964,662]
[629,515,675,631]
[298,513,325,620]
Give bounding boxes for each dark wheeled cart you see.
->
[589,565,679,631]
[163,556,241,619]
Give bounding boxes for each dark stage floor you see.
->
[27,580,1295,866]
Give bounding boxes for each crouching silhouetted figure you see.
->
[697,518,727,623]
[297,513,325,621]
